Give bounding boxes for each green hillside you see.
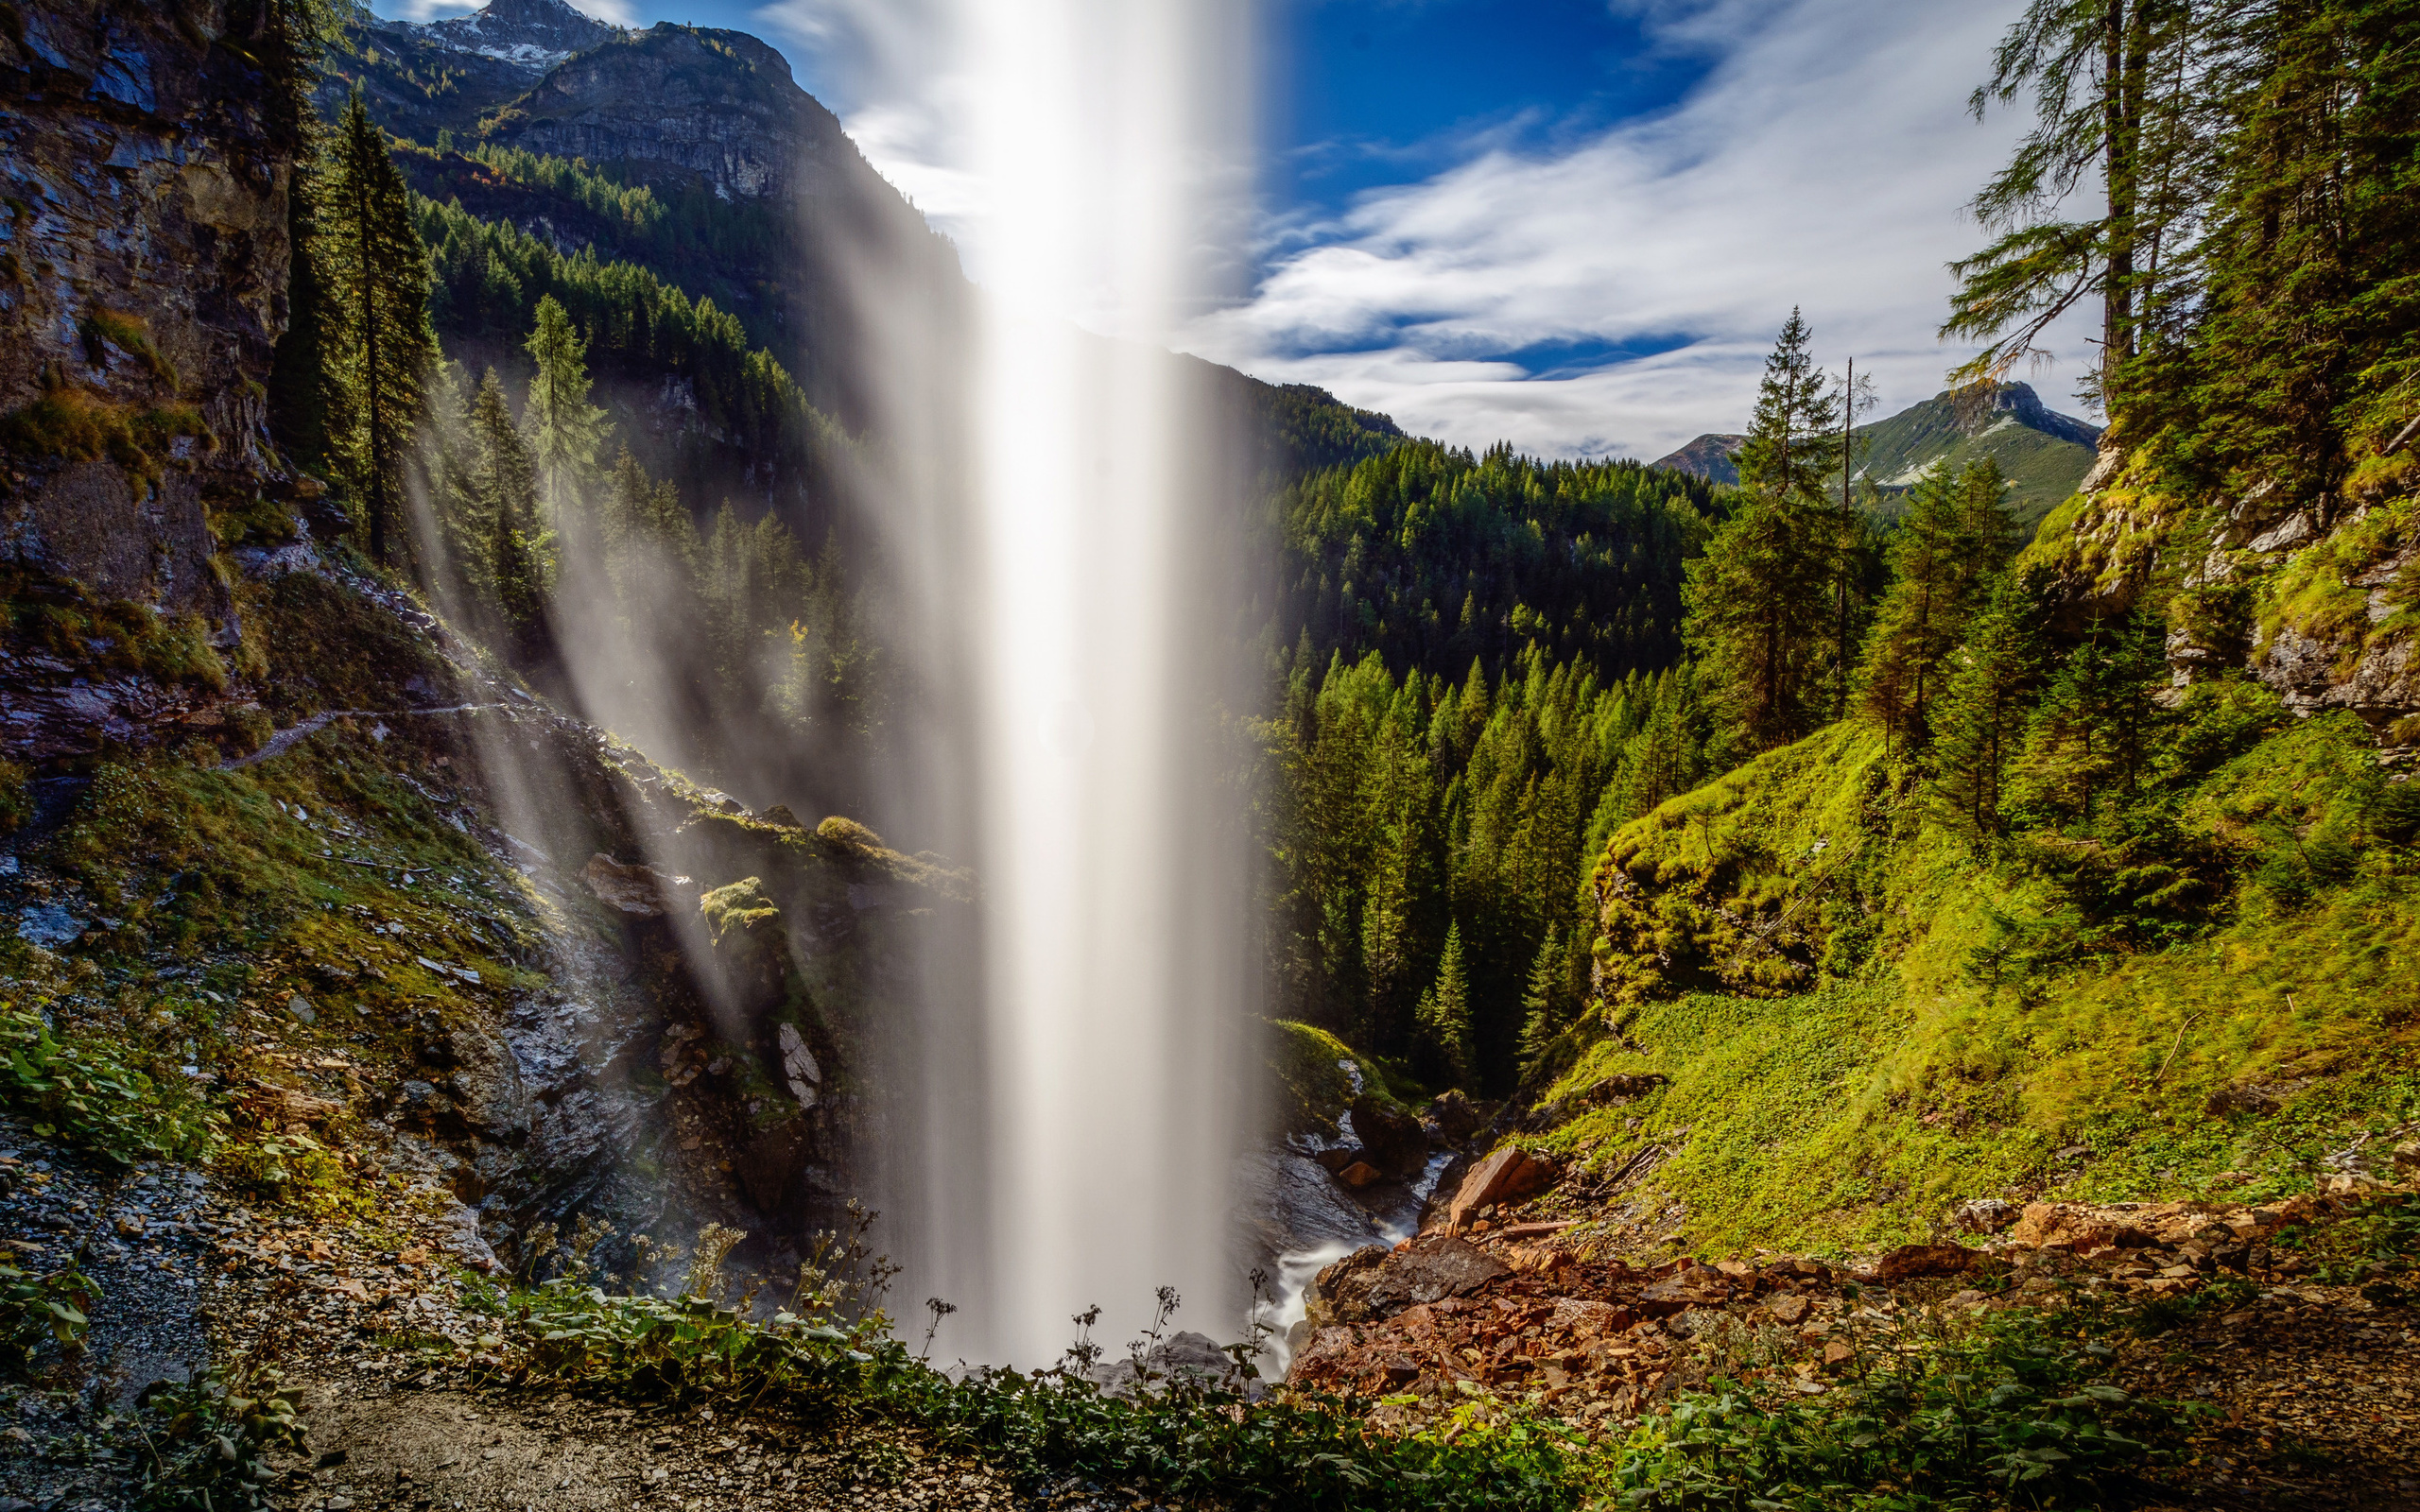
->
[1855,382,2100,532]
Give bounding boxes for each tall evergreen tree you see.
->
[1416,922,1475,1089]
[1684,312,1842,753]
[522,295,608,527]
[1928,574,2044,841]
[1858,459,2014,755]
[2008,607,2168,828]
[468,368,544,648]
[1947,0,2210,404]
[320,93,435,564]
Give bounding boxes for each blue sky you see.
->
[378,0,2096,460]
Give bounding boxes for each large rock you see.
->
[698,875,796,1016]
[1348,1094,1428,1183]
[583,852,691,917]
[1306,1235,1508,1326]
[1444,1145,1561,1229]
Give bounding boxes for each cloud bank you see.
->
[1184,0,2099,460]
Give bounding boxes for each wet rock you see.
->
[1311,1145,1365,1175]
[698,876,796,1016]
[1336,1160,1383,1188]
[581,853,690,917]
[1443,1145,1560,1229]
[1348,1095,1427,1182]
[777,1022,821,1108]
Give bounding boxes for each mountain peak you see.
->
[406,0,616,75]
[1652,433,1745,485]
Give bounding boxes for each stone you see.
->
[2395,1141,2420,1177]
[1348,1094,1428,1182]
[582,853,690,917]
[283,993,319,1025]
[1866,1244,1976,1283]
[699,877,797,1016]
[1337,1161,1384,1188]
[1429,1090,1485,1143]
[1765,1293,1810,1325]
[1445,1145,1560,1229]
[1636,1265,1735,1315]
[1954,1197,2017,1233]
[1822,1339,1857,1369]
[1308,1235,1509,1325]
[777,1022,821,1108]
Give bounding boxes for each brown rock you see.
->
[1429,1090,1486,1143]
[1337,1160,1385,1188]
[1445,1145,1561,1229]
[1309,1235,1511,1325]
[1822,1339,1857,1369]
[1636,1265,1735,1315]
[1765,1293,1810,1325]
[1866,1244,1976,1283]
[1350,1094,1430,1182]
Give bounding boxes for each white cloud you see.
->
[570,0,639,24]
[1184,0,2100,460]
[389,0,481,19]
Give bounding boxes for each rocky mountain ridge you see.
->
[1651,381,2101,529]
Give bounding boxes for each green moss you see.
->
[1,570,233,692]
[1554,700,2420,1257]
[78,309,178,388]
[0,758,26,834]
[0,377,208,486]
[1266,1018,1420,1137]
[700,875,781,943]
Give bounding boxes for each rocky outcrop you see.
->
[0,0,300,596]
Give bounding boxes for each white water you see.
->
[959,0,1254,1366]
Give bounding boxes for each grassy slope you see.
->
[1525,714,2419,1259]
[1858,397,2098,534]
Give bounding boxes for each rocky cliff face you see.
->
[0,0,316,758]
[2029,438,2420,745]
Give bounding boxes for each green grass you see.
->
[1548,695,2420,1257]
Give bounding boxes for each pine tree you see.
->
[468,368,544,648]
[1947,0,2210,403]
[1516,925,1568,1082]
[1416,922,1476,1089]
[2007,607,2167,829]
[522,295,608,528]
[1928,574,2043,841]
[1857,460,2011,755]
[320,92,435,564]
[1685,313,1841,753]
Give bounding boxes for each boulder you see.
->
[1337,1160,1384,1188]
[1429,1090,1485,1143]
[1636,1265,1736,1315]
[583,853,691,917]
[699,876,797,1015]
[1308,1235,1509,1325]
[1445,1145,1561,1229]
[1349,1094,1429,1182]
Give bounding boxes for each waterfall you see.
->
[955,0,1257,1365]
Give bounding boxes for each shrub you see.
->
[0,1252,97,1376]
[0,1001,219,1165]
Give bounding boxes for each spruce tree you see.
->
[1516,925,1567,1082]
[1927,574,2042,841]
[1857,460,2011,755]
[320,93,435,564]
[1416,923,1476,1090]
[1684,313,1841,754]
[523,295,608,528]
[468,368,544,648]
[2007,607,2167,829]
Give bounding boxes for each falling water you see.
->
[958,0,1256,1364]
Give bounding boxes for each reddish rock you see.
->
[1337,1160,1384,1188]
[1635,1265,1736,1315]
[1866,1243,1977,1283]
[1445,1145,1561,1229]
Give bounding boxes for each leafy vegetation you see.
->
[0,1002,219,1166]
[133,1363,308,1512]
[0,1252,96,1376]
